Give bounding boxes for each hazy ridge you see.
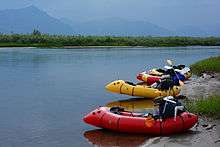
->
[0,6,219,37]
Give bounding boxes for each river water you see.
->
[0,46,219,147]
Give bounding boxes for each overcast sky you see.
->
[1,0,220,29]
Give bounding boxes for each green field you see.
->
[190,56,220,75]
[1,34,220,48]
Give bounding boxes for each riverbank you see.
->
[181,56,220,116]
[182,56,220,98]
[181,73,220,99]
[1,46,220,50]
[178,56,220,146]
[140,118,220,147]
[190,56,220,75]
[185,95,220,118]
[1,34,220,48]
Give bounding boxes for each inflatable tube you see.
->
[105,80,181,98]
[137,72,186,86]
[148,66,191,78]
[137,73,161,85]
[137,66,192,85]
[83,107,198,135]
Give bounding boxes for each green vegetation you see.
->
[1,33,220,48]
[185,96,220,118]
[186,58,220,118]
[190,56,220,75]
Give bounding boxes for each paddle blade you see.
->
[166,59,173,66]
[179,80,184,86]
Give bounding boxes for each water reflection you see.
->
[84,129,200,147]
[84,129,150,147]
[105,98,157,113]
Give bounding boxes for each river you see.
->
[0,46,219,147]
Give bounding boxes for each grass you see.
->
[185,95,220,118]
[187,57,220,118]
[190,56,220,75]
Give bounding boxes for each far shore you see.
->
[0,45,146,49]
[1,34,220,48]
[181,56,220,146]
[1,45,220,49]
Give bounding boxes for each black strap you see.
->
[179,115,185,132]
[119,83,124,94]
[99,113,106,127]
[160,120,163,135]
[117,117,121,131]
[131,87,135,96]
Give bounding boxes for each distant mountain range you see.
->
[0,6,74,34]
[0,6,219,36]
[174,25,220,37]
[64,17,174,36]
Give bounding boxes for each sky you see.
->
[1,0,220,29]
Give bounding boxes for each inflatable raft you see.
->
[137,73,161,85]
[147,65,191,78]
[137,66,191,85]
[83,107,198,135]
[105,80,181,98]
[137,72,186,86]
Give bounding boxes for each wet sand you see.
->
[181,73,220,99]
[140,119,220,147]
[84,119,220,147]
[175,73,220,147]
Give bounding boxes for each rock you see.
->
[202,124,209,127]
[205,124,216,130]
[201,73,212,79]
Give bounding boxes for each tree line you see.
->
[0,31,220,47]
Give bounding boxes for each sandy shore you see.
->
[181,73,220,99]
[139,118,220,147]
[171,73,220,147]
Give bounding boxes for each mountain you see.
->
[0,6,74,34]
[65,17,173,36]
[1,6,219,36]
[174,25,209,37]
[202,23,220,36]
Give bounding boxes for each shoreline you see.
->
[1,34,220,48]
[181,72,220,146]
[181,73,220,99]
[0,45,220,49]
